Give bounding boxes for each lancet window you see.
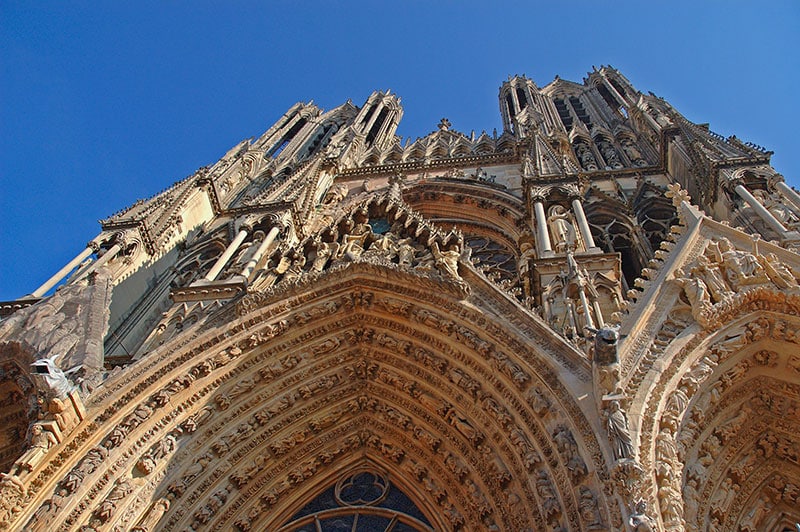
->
[267,117,308,159]
[365,108,390,147]
[515,87,528,110]
[632,186,678,252]
[586,209,646,290]
[596,83,621,113]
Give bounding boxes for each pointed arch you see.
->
[636,295,800,531]
[25,262,616,531]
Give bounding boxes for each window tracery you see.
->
[278,469,434,532]
[465,235,518,292]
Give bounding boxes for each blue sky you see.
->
[1,2,798,301]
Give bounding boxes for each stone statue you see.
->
[597,139,623,169]
[628,499,657,531]
[340,220,372,261]
[96,477,134,522]
[695,253,732,302]
[5,424,58,477]
[574,143,599,171]
[674,267,711,320]
[548,205,577,253]
[590,325,620,366]
[619,137,647,166]
[579,486,604,529]
[275,249,306,282]
[761,252,799,288]
[712,238,769,289]
[753,188,800,228]
[396,237,416,267]
[605,400,634,460]
[431,241,461,279]
[322,183,348,205]
[590,325,621,398]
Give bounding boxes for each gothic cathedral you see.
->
[1,66,799,531]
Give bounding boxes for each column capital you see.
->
[264,213,289,230]
[236,216,256,234]
[564,183,582,200]
[767,173,786,189]
[726,176,746,192]
[530,186,549,203]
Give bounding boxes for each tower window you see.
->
[516,87,528,110]
[267,118,307,158]
[568,96,593,129]
[609,78,627,98]
[361,104,377,126]
[597,84,621,113]
[365,108,389,146]
[505,93,516,119]
[554,98,573,129]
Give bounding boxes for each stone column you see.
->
[239,224,282,282]
[30,243,99,298]
[204,226,250,282]
[734,183,789,236]
[571,197,599,252]
[533,199,554,257]
[592,300,605,328]
[84,242,123,274]
[578,287,595,330]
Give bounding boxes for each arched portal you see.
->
[639,299,800,531]
[26,263,615,531]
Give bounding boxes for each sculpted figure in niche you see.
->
[367,230,398,260]
[534,469,560,519]
[414,243,436,271]
[579,487,604,529]
[309,237,339,272]
[4,424,57,477]
[97,477,134,523]
[278,249,306,281]
[547,205,577,253]
[30,487,68,525]
[574,142,598,171]
[322,183,348,206]
[395,237,416,267]
[605,400,634,460]
[619,136,647,166]
[340,216,372,261]
[597,138,623,169]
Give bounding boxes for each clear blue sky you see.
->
[2,2,798,300]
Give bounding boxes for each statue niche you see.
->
[547,204,578,254]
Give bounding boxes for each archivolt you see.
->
[25,264,613,531]
[638,304,800,531]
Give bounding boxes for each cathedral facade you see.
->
[1,66,799,531]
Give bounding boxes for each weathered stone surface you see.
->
[1,67,799,531]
